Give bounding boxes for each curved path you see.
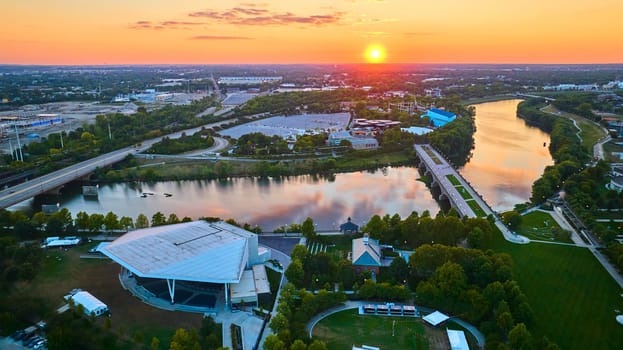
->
[306,300,485,350]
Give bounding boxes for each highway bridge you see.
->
[414,144,529,244]
[0,121,232,210]
[514,93,556,102]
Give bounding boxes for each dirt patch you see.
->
[423,323,450,350]
[16,247,202,344]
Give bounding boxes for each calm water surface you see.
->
[30,168,440,231]
[16,99,552,229]
[461,99,552,210]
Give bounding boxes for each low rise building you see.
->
[352,235,382,276]
[421,108,456,127]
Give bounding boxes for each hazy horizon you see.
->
[2,0,622,65]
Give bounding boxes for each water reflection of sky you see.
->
[12,99,549,228]
[461,99,553,211]
[51,167,440,231]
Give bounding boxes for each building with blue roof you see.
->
[421,108,456,127]
[352,236,382,276]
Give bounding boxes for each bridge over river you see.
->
[414,144,529,244]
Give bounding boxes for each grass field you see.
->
[455,186,473,200]
[491,234,623,350]
[446,174,461,186]
[466,200,487,217]
[604,141,623,162]
[313,309,448,350]
[13,243,202,347]
[541,105,606,151]
[517,210,572,243]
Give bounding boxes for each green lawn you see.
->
[596,210,623,220]
[491,235,623,350]
[466,200,487,217]
[313,309,433,350]
[423,147,442,165]
[541,105,606,151]
[455,186,473,200]
[446,174,461,186]
[517,210,572,243]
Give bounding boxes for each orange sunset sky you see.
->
[2,0,622,65]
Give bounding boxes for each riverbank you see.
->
[461,94,519,105]
[96,150,415,182]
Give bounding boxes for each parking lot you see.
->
[219,112,350,139]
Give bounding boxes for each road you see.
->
[0,117,235,210]
[414,144,529,244]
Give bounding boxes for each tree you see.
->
[307,340,328,350]
[104,211,119,231]
[384,257,409,285]
[508,323,532,350]
[46,217,64,235]
[167,213,180,224]
[290,244,308,261]
[269,313,289,333]
[120,216,134,230]
[169,328,201,350]
[151,337,161,350]
[363,215,387,239]
[75,211,90,230]
[31,211,48,229]
[152,212,166,227]
[301,217,316,240]
[136,213,149,228]
[290,339,307,350]
[285,259,304,288]
[88,213,105,233]
[263,334,285,350]
[502,211,522,230]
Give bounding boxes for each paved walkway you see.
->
[305,301,485,350]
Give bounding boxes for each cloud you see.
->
[404,32,435,37]
[129,20,203,30]
[190,35,254,40]
[188,7,344,26]
[360,31,390,38]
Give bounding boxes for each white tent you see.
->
[447,329,469,350]
[423,310,450,326]
[71,291,108,317]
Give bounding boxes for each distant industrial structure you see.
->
[218,76,283,85]
[424,88,443,98]
[328,130,378,150]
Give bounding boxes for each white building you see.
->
[218,76,283,85]
[100,221,270,307]
[425,88,443,98]
[447,329,469,350]
[71,291,108,317]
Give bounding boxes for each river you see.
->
[14,99,552,230]
[460,99,552,211]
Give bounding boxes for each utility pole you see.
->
[60,131,64,149]
[108,120,112,140]
[14,124,23,161]
[8,139,14,160]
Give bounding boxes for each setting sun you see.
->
[365,45,386,64]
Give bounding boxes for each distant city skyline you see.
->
[2,0,622,65]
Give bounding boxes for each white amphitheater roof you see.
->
[101,221,255,283]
